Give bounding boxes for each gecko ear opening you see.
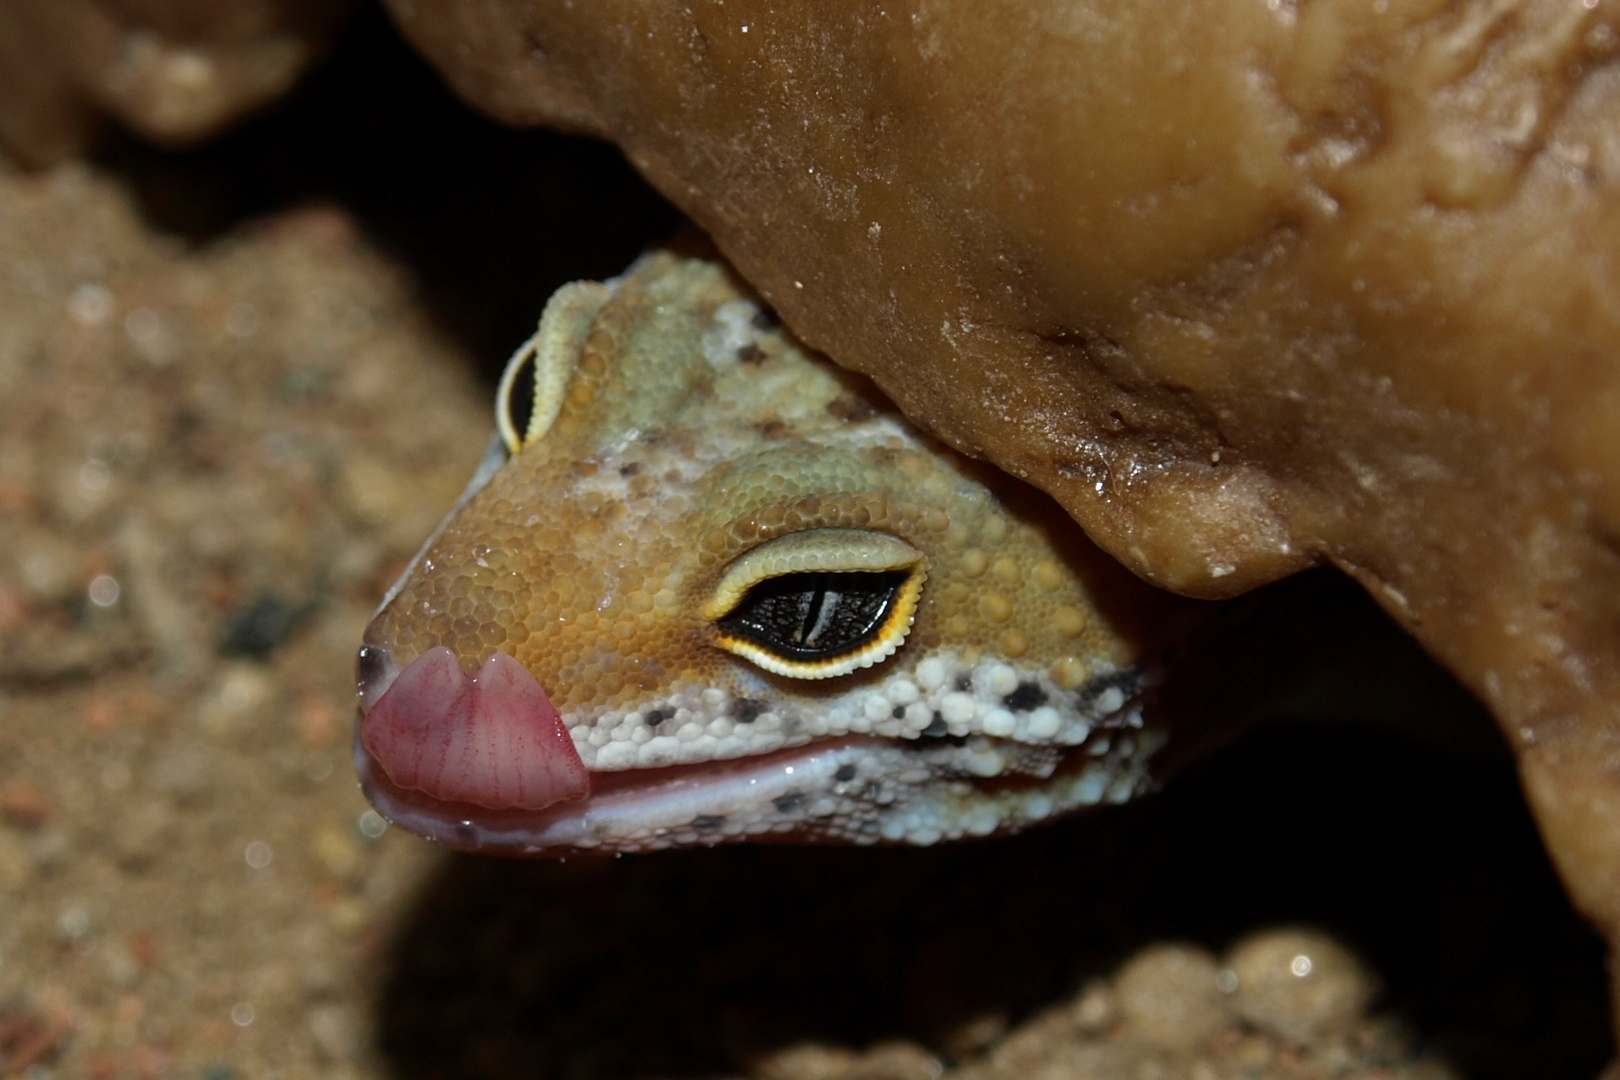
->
[495,280,613,454]
[703,528,927,679]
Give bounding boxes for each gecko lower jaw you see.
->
[353,725,1153,855]
[354,645,1160,855]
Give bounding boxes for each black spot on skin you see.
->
[891,705,906,719]
[732,699,766,724]
[692,815,725,831]
[645,707,675,728]
[772,793,805,814]
[619,462,642,478]
[736,342,768,365]
[834,764,857,782]
[1002,681,1048,712]
[921,714,948,739]
[954,674,972,692]
[1074,667,1146,718]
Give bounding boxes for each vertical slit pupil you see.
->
[800,583,828,645]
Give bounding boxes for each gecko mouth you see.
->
[355,727,897,855]
[353,725,1143,856]
[355,645,1157,854]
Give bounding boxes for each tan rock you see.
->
[1114,943,1231,1050]
[1223,928,1375,1045]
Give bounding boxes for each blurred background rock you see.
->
[0,0,358,166]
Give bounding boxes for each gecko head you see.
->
[355,253,1167,855]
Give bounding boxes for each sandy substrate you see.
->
[0,159,480,1077]
[0,11,1613,1079]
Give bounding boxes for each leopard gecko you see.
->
[354,252,1167,855]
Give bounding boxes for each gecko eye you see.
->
[495,281,611,454]
[703,528,926,679]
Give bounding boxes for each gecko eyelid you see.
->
[495,280,612,454]
[704,528,927,679]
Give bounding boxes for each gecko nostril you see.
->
[356,643,400,715]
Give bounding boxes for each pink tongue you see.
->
[360,646,590,811]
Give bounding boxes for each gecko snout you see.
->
[354,644,590,812]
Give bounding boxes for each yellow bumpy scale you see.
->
[357,253,1168,854]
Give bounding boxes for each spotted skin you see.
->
[356,253,1169,854]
